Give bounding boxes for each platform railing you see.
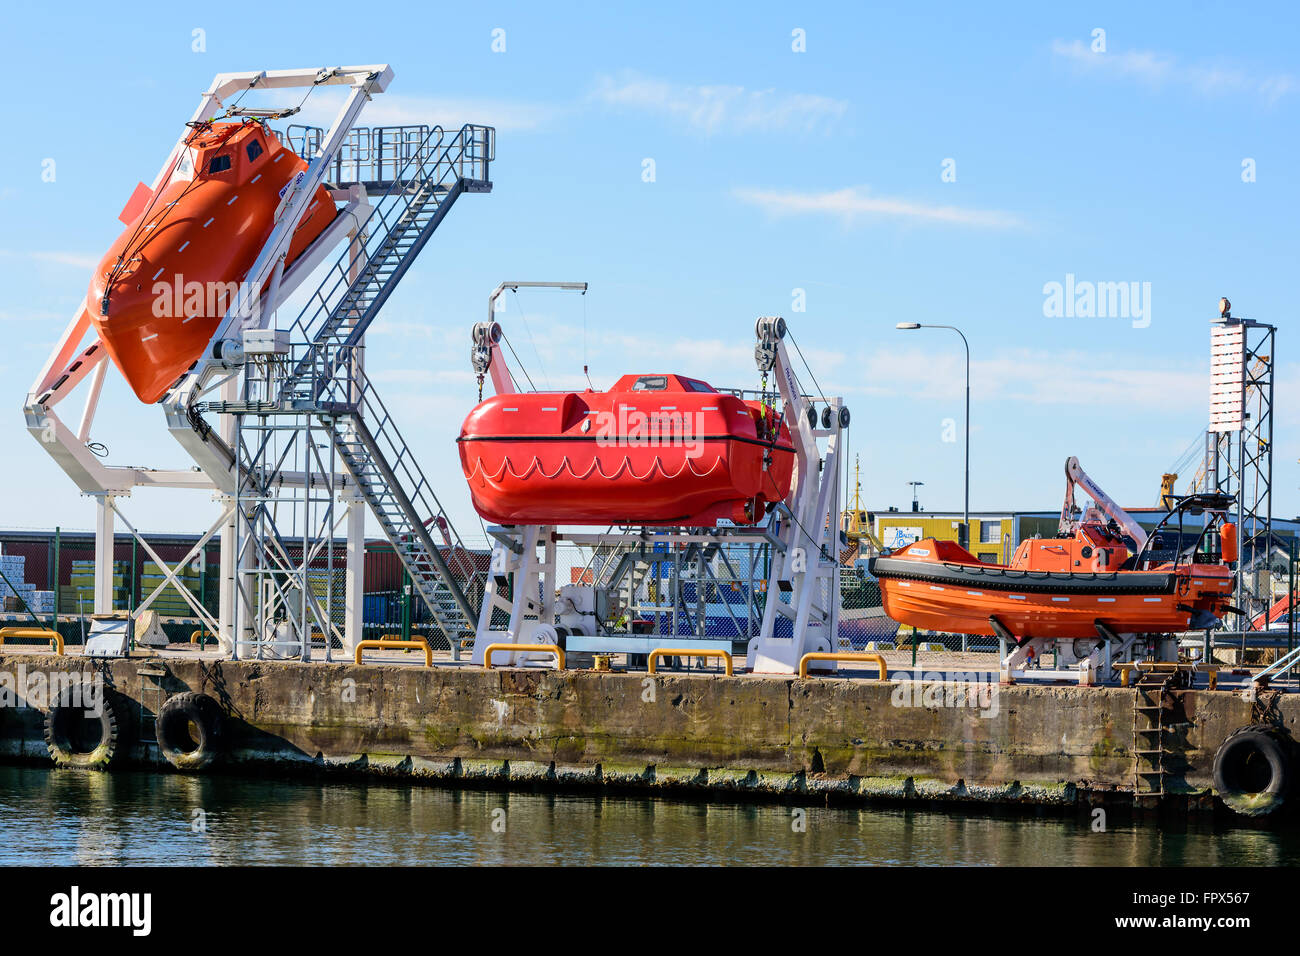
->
[1253,645,1300,684]
[280,123,494,379]
[337,356,483,597]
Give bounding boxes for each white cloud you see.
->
[267,89,558,133]
[849,345,1205,412]
[0,249,99,270]
[0,309,64,323]
[31,251,99,270]
[591,73,848,134]
[410,320,1207,420]
[1051,39,1296,103]
[372,368,476,386]
[233,72,847,139]
[732,186,1025,229]
[356,94,560,132]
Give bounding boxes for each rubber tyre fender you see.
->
[1212,724,1289,817]
[155,692,225,772]
[44,686,126,770]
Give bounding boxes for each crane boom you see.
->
[1060,456,1149,550]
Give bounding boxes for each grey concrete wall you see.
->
[0,654,1290,809]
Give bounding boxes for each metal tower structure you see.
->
[1206,299,1276,630]
[26,65,493,660]
[204,121,494,660]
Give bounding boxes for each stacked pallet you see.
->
[61,560,130,613]
[140,560,206,617]
[306,569,345,624]
[0,551,43,613]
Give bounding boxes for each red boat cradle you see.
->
[458,373,795,526]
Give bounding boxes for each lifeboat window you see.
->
[631,375,668,391]
[681,377,716,392]
[208,154,232,174]
[246,139,264,163]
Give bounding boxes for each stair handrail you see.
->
[336,351,483,596]
[280,124,493,361]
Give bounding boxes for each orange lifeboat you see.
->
[88,120,335,403]
[869,493,1237,639]
[458,373,795,526]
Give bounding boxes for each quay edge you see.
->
[0,653,1292,817]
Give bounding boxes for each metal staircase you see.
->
[247,123,493,648]
[282,123,493,400]
[322,363,482,647]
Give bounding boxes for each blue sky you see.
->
[0,1,1297,539]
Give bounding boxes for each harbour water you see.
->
[0,766,1295,866]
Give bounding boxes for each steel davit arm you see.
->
[472,281,588,397]
[1061,456,1149,550]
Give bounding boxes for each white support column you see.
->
[343,492,366,658]
[217,501,236,655]
[93,494,116,614]
[217,373,240,656]
[541,531,557,623]
[339,216,368,661]
[745,322,844,673]
[471,526,556,666]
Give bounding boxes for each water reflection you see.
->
[0,766,1294,866]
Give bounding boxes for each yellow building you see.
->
[870,511,1058,565]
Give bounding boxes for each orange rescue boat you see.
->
[88,120,335,403]
[459,373,795,526]
[870,467,1238,640]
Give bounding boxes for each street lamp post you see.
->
[896,322,970,549]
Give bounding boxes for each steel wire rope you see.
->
[785,328,829,408]
[583,291,595,390]
[102,161,206,299]
[498,332,535,392]
[111,74,332,304]
[509,289,550,390]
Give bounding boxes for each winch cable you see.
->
[222,74,262,115]
[781,503,838,566]
[582,292,596,390]
[102,157,204,301]
[785,327,830,409]
[510,289,551,390]
[499,331,535,392]
[107,72,332,305]
[220,70,322,123]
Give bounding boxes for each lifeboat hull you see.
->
[870,538,1233,638]
[88,121,335,403]
[459,374,795,526]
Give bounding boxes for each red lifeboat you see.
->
[459,373,795,526]
[88,120,335,403]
